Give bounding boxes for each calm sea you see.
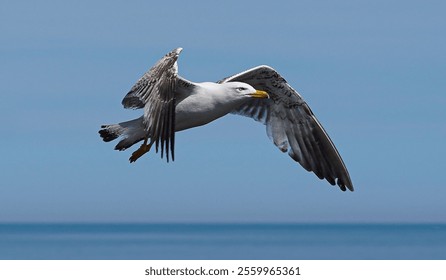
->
[1,223,445,260]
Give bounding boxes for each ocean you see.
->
[1,223,445,260]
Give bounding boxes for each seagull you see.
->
[99,47,353,191]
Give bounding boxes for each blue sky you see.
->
[1,0,445,223]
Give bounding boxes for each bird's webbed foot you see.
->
[129,142,152,163]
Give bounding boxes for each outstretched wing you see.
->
[121,47,184,161]
[218,65,353,191]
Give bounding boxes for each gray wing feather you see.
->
[219,65,353,191]
[121,47,185,161]
[122,75,194,110]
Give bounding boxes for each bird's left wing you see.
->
[121,47,183,161]
[218,65,353,191]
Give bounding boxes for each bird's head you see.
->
[224,82,269,100]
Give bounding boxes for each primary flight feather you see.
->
[99,47,353,191]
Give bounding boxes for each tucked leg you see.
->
[129,138,153,163]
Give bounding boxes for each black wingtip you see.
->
[337,178,354,192]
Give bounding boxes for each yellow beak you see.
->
[248,90,269,99]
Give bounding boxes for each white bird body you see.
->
[175,82,259,131]
[108,82,263,145]
[99,47,354,191]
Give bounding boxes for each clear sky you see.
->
[1,0,445,223]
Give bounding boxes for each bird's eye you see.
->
[236,87,247,91]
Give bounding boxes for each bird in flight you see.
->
[99,47,353,191]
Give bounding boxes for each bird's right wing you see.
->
[219,65,353,191]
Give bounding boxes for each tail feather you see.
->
[99,124,123,142]
[115,135,145,151]
[99,117,145,151]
